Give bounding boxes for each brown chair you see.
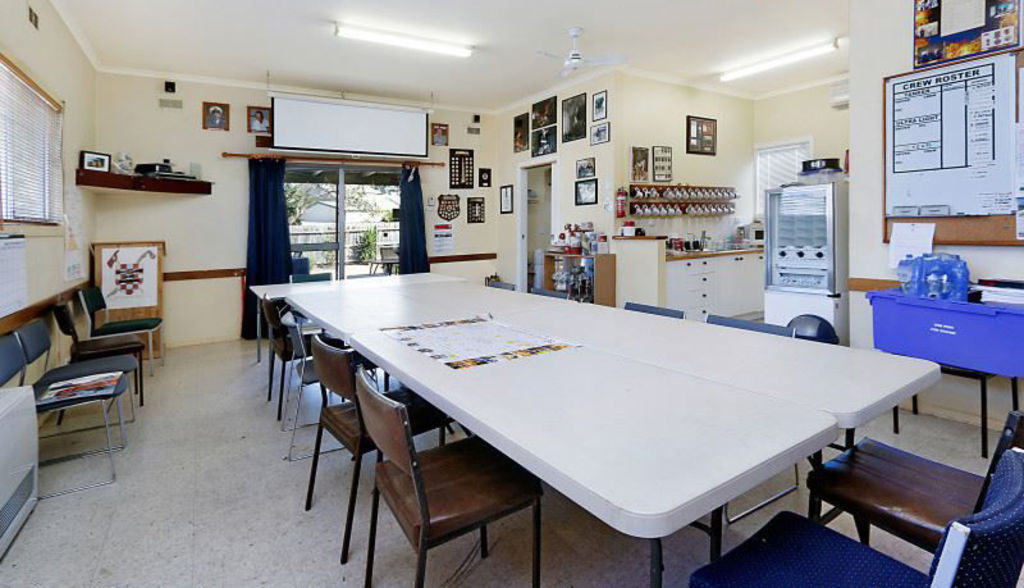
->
[807,410,1024,552]
[261,296,306,420]
[356,366,542,588]
[304,335,449,564]
[53,302,146,406]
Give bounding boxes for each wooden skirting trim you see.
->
[848,277,900,291]
[164,268,246,282]
[0,284,82,336]
[429,253,498,264]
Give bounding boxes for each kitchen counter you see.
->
[666,247,764,262]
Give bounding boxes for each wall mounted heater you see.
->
[0,387,38,559]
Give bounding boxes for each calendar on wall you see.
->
[449,149,475,189]
[0,235,28,319]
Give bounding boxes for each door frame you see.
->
[516,156,559,292]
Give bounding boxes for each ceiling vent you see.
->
[830,79,849,110]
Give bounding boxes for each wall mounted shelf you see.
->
[76,169,212,195]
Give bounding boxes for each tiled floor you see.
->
[0,340,1001,587]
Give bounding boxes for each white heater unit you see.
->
[0,387,37,559]
[830,79,850,110]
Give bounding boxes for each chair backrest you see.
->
[0,334,27,386]
[531,287,568,299]
[379,245,399,262]
[928,449,1024,588]
[291,256,311,276]
[284,310,309,360]
[80,286,107,314]
[487,281,516,291]
[291,273,332,284]
[787,314,840,345]
[261,296,287,331]
[52,303,80,343]
[311,335,357,404]
[974,411,1024,512]
[706,314,795,337]
[13,319,51,366]
[624,302,686,320]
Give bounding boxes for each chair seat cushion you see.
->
[376,437,541,547]
[807,438,983,551]
[92,317,162,337]
[689,511,928,588]
[72,335,145,361]
[33,358,133,412]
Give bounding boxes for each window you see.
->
[755,141,810,218]
[0,54,63,224]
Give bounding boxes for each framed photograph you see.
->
[575,179,598,206]
[80,150,111,172]
[513,113,529,153]
[592,90,608,121]
[576,157,596,179]
[561,93,587,143]
[531,126,557,157]
[202,101,230,131]
[630,147,650,182]
[500,185,514,214]
[590,122,610,145]
[449,149,474,189]
[686,115,717,156]
[531,96,556,129]
[431,123,449,147]
[247,106,271,134]
[478,167,492,188]
[467,197,485,224]
[652,146,673,182]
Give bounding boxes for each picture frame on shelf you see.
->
[247,106,271,134]
[576,157,596,179]
[590,122,610,145]
[202,101,230,131]
[531,96,557,129]
[513,113,529,152]
[575,178,598,206]
[431,123,449,147]
[630,146,650,182]
[500,185,514,214]
[592,90,607,121]
[561,93,587,143]
[80,150,111,173]
[652,146,672,182]
[686,115,717,156]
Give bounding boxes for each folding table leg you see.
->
[892,406,900,435]
[649,538,663,588]
[981,378,989,459]
[1013,377,1019,412]
[147,331,155,376]
[256,302,263,363]
[709,507,723,561]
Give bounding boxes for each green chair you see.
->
[78,287,164,376]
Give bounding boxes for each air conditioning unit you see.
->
[830,79,850,110]
[0,387,37,559]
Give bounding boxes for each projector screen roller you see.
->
[271,95,428,157]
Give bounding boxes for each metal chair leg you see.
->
[267,353,275,402]
[160,325,165,366]
[532,499,541,588]
[364,475,381,588]
[277,359,287,421]
[341,449,364,565]
[305,423,325,511]
[981,377,989,458]
[480,525,489,559]
[147,330,155,376]
[39,398,117,500]
[892,406,900,434]
[414,542,428,588]
[136,352,145,406]
[725,464,799,524]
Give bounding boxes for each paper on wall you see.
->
[1017,196,1024,240]
[888,223,936,268]
[941,0,986,36]
[433,224,454,254]
[0,236,28,319]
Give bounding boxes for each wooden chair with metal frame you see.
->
[304,335,450,564]
[807,410,1024,552]
[78,286,164,376]
[356,366,542,588]
[261,295,308,420]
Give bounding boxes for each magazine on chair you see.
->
[38,372,122,406]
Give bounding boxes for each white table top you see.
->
[249,273,463,301]
[498,303,941,429]
[350,330,837,538]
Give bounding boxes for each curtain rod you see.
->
[220,152,445,168]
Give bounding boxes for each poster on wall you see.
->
[652,146,673,182]
[914,0,1020,69]
[63,189,86,281]
[100,246,159,309]
[433,224,455,254]
[631,147,650,182]
[0,236,27,319]
[513,113,529,153]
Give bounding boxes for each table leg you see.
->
[256,301,263,364]
[1013,377,1019,412]
[649,538,663,588]
[981,377,989,459]
[845,428,856,449]
[709,507,723,561]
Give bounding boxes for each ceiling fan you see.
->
[538,27,625,78]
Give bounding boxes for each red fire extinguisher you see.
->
[615,187,627,219]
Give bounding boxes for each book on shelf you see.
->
[38,372,122,405]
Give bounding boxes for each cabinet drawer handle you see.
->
[686,262,692,267]
[702,261,708,265]
[702,277,707,282]
[702,294,707,298]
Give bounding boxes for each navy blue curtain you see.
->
[242,158,291,339]
[398,165,430,274]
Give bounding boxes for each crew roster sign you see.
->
[886,53,1016,217]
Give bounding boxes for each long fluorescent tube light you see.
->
[720,39,838,82]
[335,23,472,58]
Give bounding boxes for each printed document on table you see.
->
[889,223,935,268]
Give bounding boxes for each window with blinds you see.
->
[0,55,63,224]
[755,141,810,219]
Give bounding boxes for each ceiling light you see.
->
[335,23,473,58]
[720,39,839,82]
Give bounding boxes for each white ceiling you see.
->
[53,0,849,111]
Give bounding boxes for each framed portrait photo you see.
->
[561,93,587,143]
[630,146,650,182]
[590,122,610,146]
[513,113,529,153]
[80,150,111,172]
[431,123,449,147]
[531,96,557,129]
[686,115,717,156]
[592,90,607,121]
[247,106,271,134]
[531,126,557,157]
[202,101,230,131]
[576,157,596,179]
[575,179,598,206]
[500,184,514,214]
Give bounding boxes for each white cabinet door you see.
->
[666,261,714,320]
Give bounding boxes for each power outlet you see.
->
[28,6,39,29]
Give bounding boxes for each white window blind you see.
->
[755,141,810,218]
[0,56,63,224]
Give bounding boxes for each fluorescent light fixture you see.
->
[335,23,472,58]
[720,39,839,82]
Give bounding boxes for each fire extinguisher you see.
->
[615,187,627,219]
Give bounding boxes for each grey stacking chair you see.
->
[624,302,686,319]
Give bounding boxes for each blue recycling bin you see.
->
[867,289,1024,377]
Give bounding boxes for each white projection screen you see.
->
[271,94,429,157]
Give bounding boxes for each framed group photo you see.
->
[576,157,596,179]
[590,122,610,146]
[687,115,717,156]
[592,90,607,121]
[575,178,598,206]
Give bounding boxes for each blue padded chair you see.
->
[690,448,1024,588]
[0,333,26,386]
[706,314,795,338]
[531,287,568,299]
[487,281,516,291]
[79,286,163,376]
[787,314,840,345]
[291,256,311,276]
[291,273,332,284]
[624,302,686,320]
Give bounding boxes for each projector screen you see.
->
[271,94,429,158]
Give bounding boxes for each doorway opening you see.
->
[525,165,553,291]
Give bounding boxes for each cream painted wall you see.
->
[849,0,1024,428]
[754,83,849,161]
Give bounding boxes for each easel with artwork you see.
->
[91,241,166,357]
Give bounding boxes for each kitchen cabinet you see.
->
[665,252,764,320]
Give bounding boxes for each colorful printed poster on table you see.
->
[381,317,575,370]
